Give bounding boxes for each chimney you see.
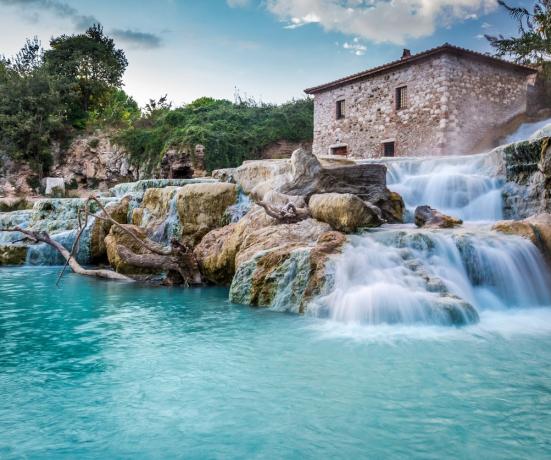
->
[401,49,411,60]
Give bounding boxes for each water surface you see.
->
[1,267,551,459]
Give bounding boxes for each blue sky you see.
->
[0,0,536,106]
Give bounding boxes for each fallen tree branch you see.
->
[257,200,310,224]
[87,196,172,256]
[4,226,133,282]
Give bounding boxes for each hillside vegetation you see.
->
[0,25,313,179]
[115,96,313,173]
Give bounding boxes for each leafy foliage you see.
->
[0,45,65,174]
[0,25,132,174]
[115,97,313,173]
[486,0,551,64]
[44,24,128,117]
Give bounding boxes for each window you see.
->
[336,99,345,119]
[331,146,348,156]
[383,142,395,157]
[396,86,407,110]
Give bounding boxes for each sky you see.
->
[0,0,537,106]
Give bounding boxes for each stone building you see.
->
[305,44,537,158]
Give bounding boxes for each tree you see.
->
[0,42,64,175]
[486,1,551,64]
[44,24,127,116]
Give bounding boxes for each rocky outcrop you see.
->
[177,182,237,246]
[213,160,292,195]
[215,148,404,223]
[493,213,551,261]
[105,224,164,275]
[90,196,130,263]
[193,206,275,284]
[309,193,383,233]
[415,205,463,229]
[51,132,137,193]
[194,204,348,311]
[502,137,551,218]
[228,217,347,313]
[0,245,28,265]
[159,145,206,179]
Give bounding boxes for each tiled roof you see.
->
[304,43,537,95]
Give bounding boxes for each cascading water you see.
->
[314,125,551,327]
[311,228,550,326]
[380,153,505,222]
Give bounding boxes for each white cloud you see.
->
[343,37,367,56]
[266,0,498,44]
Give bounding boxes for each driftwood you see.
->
[257,201,310,224]
[3,195,203,286]
[4,226,132,282]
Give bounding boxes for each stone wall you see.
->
[445,55,531,154]
[311,53,533,158]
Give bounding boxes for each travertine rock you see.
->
[493,213,551,260]
[309,193,383,232]
[0,245,28,265]
[177,182,237,246]
[415,205,463,229]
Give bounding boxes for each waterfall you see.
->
[313,136,551,327]
[150,193,181,244]
[310,228,551,326]
[504,118,551,144]
[381,153,505,222]
[227,190,252,223]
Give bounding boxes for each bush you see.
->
[115,97,313,173]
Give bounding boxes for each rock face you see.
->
[493,213,551,261]
[0,245,28,265]
[229,224,346,313]
[90,196,130,263]
[215,148,404,223]
[177,183,237,246]
[415,205,463,229]
[105,224,164,275]
[50,132,137,193]
[159,146,206,179]
[502,137,551,218]
[309,193,383,233]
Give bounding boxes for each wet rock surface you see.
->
[415,205,463,229]
[309,193,383,233]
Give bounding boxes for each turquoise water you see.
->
[1,267,551,459]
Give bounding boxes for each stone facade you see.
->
[306,45,536,158]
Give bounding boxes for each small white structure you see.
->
[44,177,65,196]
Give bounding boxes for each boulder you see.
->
[0,245,28,265]
[105,224,164,275]
[193,224,239,285]
[193,206,276,284]
[177,182,237,246]
[309,193,383,233]
[90,196,130,263]
[414,205,463,229]
[0,197,29,212]
[493,213,551,260]
[229,218,348,313]
[213,160,292,195]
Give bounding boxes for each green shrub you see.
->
[115,97,313,173]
